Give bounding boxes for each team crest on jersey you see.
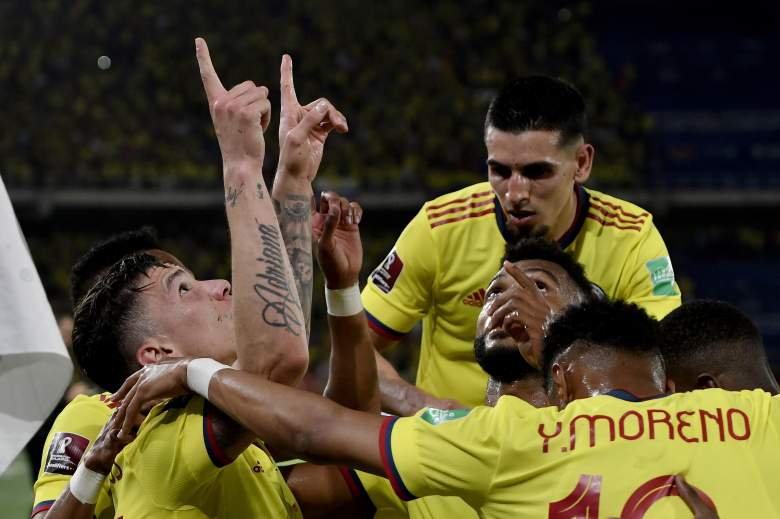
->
[420,408,471,425]
[43,432,90,475]
[645,256,678,296]
[462,288,486,307]
[370,250,404,294]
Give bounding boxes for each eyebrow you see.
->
[523,266,560,284]
[163,267,188,295]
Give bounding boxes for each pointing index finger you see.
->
[195,37,226,104]
[280,54,298,109]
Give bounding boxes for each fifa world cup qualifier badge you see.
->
[44,432,90,475]
[371,250,404,294]
[645,256,678,296]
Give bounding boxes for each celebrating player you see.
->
[113,298,780,517]
[363,75,681,414]
[31,37,347,518]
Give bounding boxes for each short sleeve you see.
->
[619,219,681,319]
[32,394,114,518]
[362,207,437,340]
[378,407,500,508]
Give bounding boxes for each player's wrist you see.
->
[83,451,113,475]
[186,358,232,399]
[69,463,106,504]
[325,283,362,316]
[222,157,262,180]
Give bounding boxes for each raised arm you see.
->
[195,38,308,386]
[273,54,347,338]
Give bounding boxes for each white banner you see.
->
[0,176,72,474]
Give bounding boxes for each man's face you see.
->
[485,128,586,240]
[138,264,235,364]
[474,258,582,383]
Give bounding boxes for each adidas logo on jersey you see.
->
[462,288,486,307]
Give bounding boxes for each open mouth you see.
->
[508,210,535,226]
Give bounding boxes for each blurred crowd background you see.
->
[2,2,780,507]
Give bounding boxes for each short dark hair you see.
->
[70,227,161,307]
[485,75,587,147]
[504,238,593,300]
[72,253,164,392]
[542,299,660,388]
[659,300,767,382]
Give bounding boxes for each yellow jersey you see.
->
[380,389,780,518]
[343,468,478,519]
[32,393,116,518]
[362,182,681,407]
[109,394,301,518]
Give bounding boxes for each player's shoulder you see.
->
[57,392,116,421]
[584,187,655,235]
[421,182,496,231]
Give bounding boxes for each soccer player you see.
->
[114,298,780,517]
[659,299,779,394]
[31,37,347,518]
[363,75,681,414]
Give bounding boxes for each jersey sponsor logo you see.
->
[538,406,751,454]
[370,250,404,294]
[43,432,90,475]
[462,288,486,307]
[645,256,678,296]
[420,408,471,425]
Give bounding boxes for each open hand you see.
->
[313,191,362,289]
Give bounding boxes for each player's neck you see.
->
[550,186,579,242]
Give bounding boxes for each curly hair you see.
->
[542,299,660,388]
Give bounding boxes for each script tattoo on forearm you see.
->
[253,219,303,336]
[225,183,245,208]
[273,193,315,338]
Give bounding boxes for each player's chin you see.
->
[474,335,536,384]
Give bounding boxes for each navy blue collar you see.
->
[494,184,589,249]
[606,389,670,402]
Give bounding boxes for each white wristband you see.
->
[325,284,362,316]
[187,358,231,399]
[69,463,105,504]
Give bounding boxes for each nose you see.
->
[505,172,530,205]
[204,279,231,300]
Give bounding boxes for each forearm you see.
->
[323,312,380,413]
[272,174,315,339]
[37,488,97,519]
[376,351,429,416]
[208,368,384,474]
[224,160,308,385]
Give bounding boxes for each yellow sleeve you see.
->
[352,469,409,517]
[379,407,500,508]
[362,207,437,339]
[619,219,681,319]
[129,396,229,506]
[32,394,114,518]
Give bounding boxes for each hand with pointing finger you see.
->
[195,37,272,170]
[276,54,348,186]
[313,191,363,289]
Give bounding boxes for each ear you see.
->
[696,373,719,390]
[136,336,175,367]
[665,378,676,394]
[573,143,594,184]
[550,362,569,406]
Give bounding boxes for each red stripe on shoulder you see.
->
[430,207,495,229]
[589,201,646,225]
[427,197,493,220]
[589,195,649,219]
[585,213,642,232]
[425,190,493,212]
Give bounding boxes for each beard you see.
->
[506,223,550,243]
[474,331,537,384]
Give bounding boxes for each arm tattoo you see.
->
[273,193,314,338]
[226,183,245,207]
[253,219,303,336]
[255,183,264,200]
